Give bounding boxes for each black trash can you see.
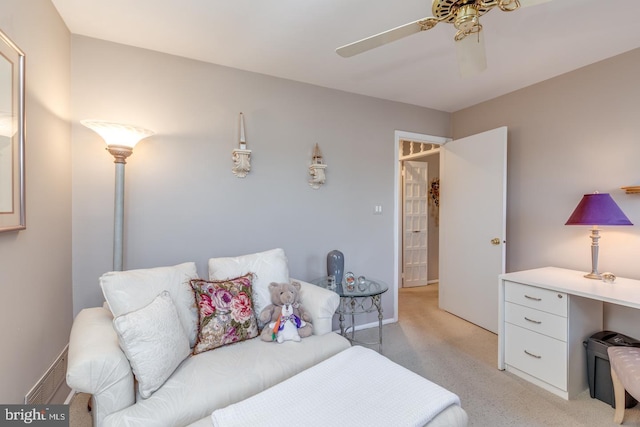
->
[585,330,640,408]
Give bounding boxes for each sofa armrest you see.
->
[295,279,338,336]
[66,307,134,427]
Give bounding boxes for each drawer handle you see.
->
[524,294,542,301]
[524,350,542,359]
[524,317,542,325]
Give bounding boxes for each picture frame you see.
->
[0,29,25,232]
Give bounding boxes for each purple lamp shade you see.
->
[565,193,633,226]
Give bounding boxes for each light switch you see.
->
[374,205,383,215]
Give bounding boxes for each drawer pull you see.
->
[524,350,542,359]
[524,317,542,325]
[524,294,542,301]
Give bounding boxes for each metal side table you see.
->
[312,277,388,353]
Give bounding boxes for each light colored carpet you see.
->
[69,284,640,426]
[356,284,639,427]
[69,392,91,427]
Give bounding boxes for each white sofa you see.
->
[66,249,351,427]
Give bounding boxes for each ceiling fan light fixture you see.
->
[454,4,480,32]
[455,23,482,42]
[456,26,487,78]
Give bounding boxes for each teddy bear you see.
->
[259,281,313,342]
[269,303,305,343]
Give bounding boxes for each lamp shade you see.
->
[565,193,633,226]
[81,120,155,149]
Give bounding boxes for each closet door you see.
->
[403,161,429,287]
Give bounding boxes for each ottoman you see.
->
[188,345,467,427]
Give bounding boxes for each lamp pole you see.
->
[108,145,133,271]
[586,227,601,280]
[82,120,154,272]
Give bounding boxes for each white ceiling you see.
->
[51,0,640,112]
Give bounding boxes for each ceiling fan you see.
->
[336,0,552,77]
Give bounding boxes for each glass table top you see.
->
[312,276,389,298]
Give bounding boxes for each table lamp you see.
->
[565,192,633,279]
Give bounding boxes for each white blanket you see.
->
[211,345,461,427]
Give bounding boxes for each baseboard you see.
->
[333,317,396,334]
[64,390,75,405]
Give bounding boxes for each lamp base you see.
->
[585,227,602,280]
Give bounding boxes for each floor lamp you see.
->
[81,120,155,271]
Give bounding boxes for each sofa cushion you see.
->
[100,262,200,347]
[113,291,191,399]
[208,248,289,326]
[102,333,351,427]
[190,274,259,355]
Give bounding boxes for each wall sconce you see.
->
[565,192,633,280]
[308,143,327,189]
[232,112,251,178]
[81,119,155,271]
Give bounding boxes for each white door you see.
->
[439,127,507,333]
[403,161,429,287]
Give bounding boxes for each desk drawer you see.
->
[505,323,567,391]
[505,302,567,342]
[505,281,567,317]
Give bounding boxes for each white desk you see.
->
[498,267,640,399]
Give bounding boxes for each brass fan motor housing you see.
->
[454,4,480,32]
[432,0,492,23]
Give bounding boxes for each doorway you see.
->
[393,127,507,332]
[393,131,450,322]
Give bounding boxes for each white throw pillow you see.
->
[208,248,290,323]
[113,291,190,399]
[100,262,199,347]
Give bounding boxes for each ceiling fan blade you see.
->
[336,17,437,58]
[518,0,553,7]
[456,30,487,78]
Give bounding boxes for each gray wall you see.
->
[452,48,640,338]
[0,0,72,403]
[70,36,451,323]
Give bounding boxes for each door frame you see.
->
[393,130,451,322]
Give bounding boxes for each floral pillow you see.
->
[190,273,259,355]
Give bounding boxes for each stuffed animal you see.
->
[259,281,313,342]
[269,303,305,343]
